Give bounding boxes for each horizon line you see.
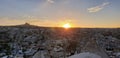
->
[0,23,119,29]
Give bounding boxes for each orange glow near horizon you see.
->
[63,23,71,29]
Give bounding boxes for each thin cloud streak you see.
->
[87,2,110,13]
[47,0,55,3]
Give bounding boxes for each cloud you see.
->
[87,2,110,13]
[41,0,55,8]
[47,0,55,3]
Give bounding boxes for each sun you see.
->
[63,23,71,29]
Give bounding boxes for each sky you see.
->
[0,0,120,28]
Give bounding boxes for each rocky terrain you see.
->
[0,23,120,58]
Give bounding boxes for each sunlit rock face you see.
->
[69,52,101,58]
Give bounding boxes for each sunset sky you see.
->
[0,0,120,28]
